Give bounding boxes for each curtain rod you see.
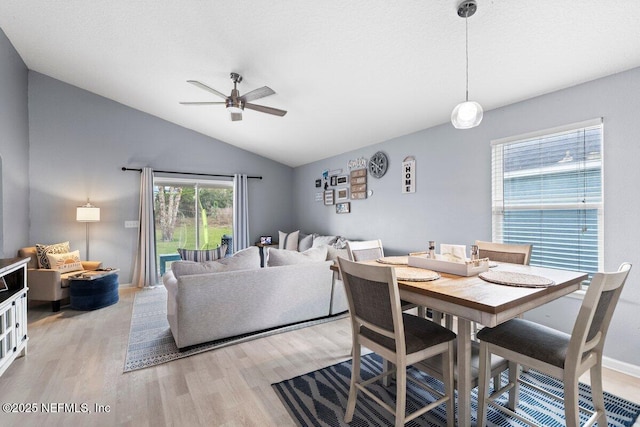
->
[121,167,262,180]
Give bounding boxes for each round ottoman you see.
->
[70,273,119,310]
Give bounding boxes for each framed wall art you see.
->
[324,189,334,205]
[350,168,367,200]
[336,202,351,214]
[336,187,349,202]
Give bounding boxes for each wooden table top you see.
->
[332,259,587,325]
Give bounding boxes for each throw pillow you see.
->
[46,250,84,273]
[216,246,261,271]
[267,246,328,267]
[298,233,314,252]
[333,236,349,249]
[177,244,227,262]
[171,260,228,278]
[36,241,71,269]
[278,230,299,251]
[311,234,338,248]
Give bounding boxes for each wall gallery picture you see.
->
[324,189,334,205]
[336,202,350,214]
[336,187,349,202]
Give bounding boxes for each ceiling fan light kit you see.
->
[180,72,287,122]
[451,0,483,129]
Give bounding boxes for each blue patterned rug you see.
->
[272,353,640,427]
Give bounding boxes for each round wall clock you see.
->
[368,151,389,178]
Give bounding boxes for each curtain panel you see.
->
[233,174,250,253]
[132,167,158,287]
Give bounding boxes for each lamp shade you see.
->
[451,100,483,129]
[76,205,100,222]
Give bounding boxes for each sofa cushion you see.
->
[312,234,338,248]
[172,246,261,278]
[267,246,328,267]
[47,250,84,273]
[298,233,314,252]
[171,260,229,278]
[217,246,261,270]
[36,241,71,269]
[278,230,299,251]
[177,244,227,262]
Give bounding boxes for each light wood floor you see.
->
[1,287,638,427]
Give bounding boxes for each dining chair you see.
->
[346,239,418,312]
[346,239,385,262]
[337,257,457,427]
[476,262,632,427]
[475,240,533,265]
[465,241,533,338]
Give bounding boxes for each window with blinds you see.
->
[491,119,603,281]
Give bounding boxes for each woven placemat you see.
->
[394,266,440,282]
[376,256,409,265]
[479,270,555,288]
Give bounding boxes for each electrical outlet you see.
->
[124,220,139,228]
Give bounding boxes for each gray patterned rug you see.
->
[124,287,347,372]
[273,353,640,427]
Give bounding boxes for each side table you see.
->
[69,269,119,311]
[255,242,279,267]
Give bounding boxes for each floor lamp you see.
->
[76,200,100,260]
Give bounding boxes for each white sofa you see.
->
[163,244,348,349]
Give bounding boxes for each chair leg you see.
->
[508,361,519,410]
[477,342,491,427]
[564,377,581,427]
[344,343,360,423]
[444,342,455,427]
[589,362,608,426]
[394,361,407,427]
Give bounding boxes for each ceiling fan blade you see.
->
[244,103,287,117]
[179,101,225,105]
[240,86,275,102]
[230,112,243,121]
[186,80,228,99]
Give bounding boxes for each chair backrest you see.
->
[346,239,384,261]
[475,240,532,265]
[18,246,39,269]
[337,257,405,351]
[567,262,632,366]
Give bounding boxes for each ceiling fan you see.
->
[180,72,287,121]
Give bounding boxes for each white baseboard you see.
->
[603,356,640,378]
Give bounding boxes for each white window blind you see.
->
[491,119,603,280]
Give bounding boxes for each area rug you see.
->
[124,287,347,372]
[272,353,640,427]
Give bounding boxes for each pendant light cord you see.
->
[465,14,469,102]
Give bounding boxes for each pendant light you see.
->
[451,0,483,129]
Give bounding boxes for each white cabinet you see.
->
[0,258,29,377]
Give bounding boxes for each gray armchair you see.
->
[18,246,102,312]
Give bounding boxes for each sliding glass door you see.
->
[154,177,233,263]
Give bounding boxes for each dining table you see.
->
[335,258,587,427]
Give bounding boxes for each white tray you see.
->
[408,254,488,277]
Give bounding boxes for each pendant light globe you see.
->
[451,100,483,129]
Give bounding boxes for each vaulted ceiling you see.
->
[2,1,640,167]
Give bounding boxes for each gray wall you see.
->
[0,28,29,258]
[293,67,640,367]
[27,72,294,283]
